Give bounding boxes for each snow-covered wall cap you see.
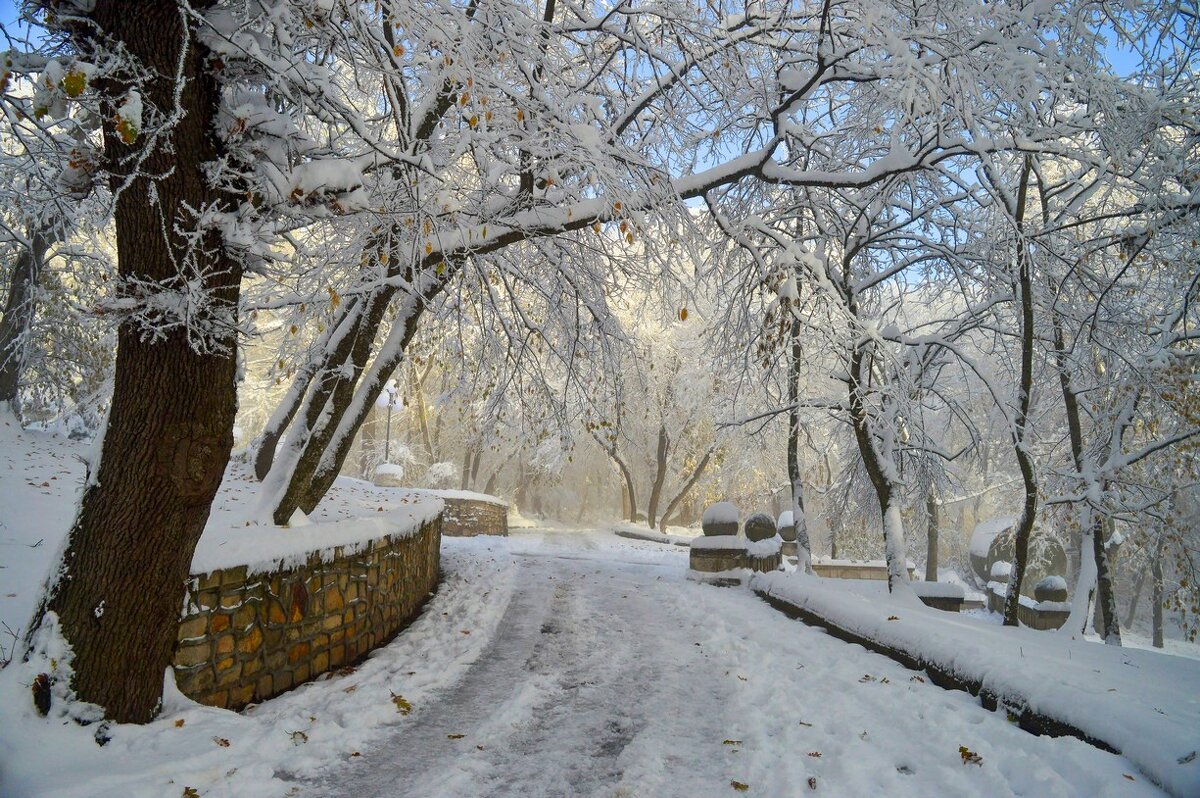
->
[192,499,443,576]
[690,534,746,551]
[776,510,794,529]
[909,581,965,599]
[410,488,508,507]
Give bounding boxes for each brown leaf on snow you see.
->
[807,751,821,758]
[730,781,749,792]
[213,737,230,748]
[959,745,983,766]
[447,734,465,740]
[886,615,899,621]
[1123,774,1136,781]
[174,719,185,728]
[808,777,818,790]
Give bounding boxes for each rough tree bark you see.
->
[28,0,240,723]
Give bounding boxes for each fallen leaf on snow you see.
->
[447,734,465,740]
[174,719,185,728]
[959,745,983,766]
[730,781,749,792]
[391,692,413,715]
[213,737,230,748]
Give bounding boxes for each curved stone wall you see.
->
[172,516,441,710]
[441,497,508,537]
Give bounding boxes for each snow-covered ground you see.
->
[1,418,1194,796]
[0,524,1180,797]
[753,570,1200,796]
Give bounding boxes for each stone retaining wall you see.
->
[442,497,508,537]
[173,517,441,710]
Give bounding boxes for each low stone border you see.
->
[173,516,441,710]
[753,587,1117,752]
[440,497,508,537]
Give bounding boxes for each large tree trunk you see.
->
[0,228,52,406]
[29,0,239,723]
[645,424,669,528]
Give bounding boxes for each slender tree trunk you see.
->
[1003,158,1038,627]
[460,445,473,490]
[1151,542,1164,648]
[925,491,939,582]
[1124,563,1148,629]
[787,313,813,570]
[0,229,52,406]
[469,448,482,489]
[252,295,363,479]
[658,445,714,533]
[645,424,669,528]
[29,0,239,723]
[847,345,907,590]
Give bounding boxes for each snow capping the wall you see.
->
[751,571,1200,797]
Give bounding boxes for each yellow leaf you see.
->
[174,718,185,728]
[679,307,688,321]
[390,692,412,715]
[425,242,433,255]
[61,70,86,98]
[393,44,405,57]
[116,117,138,145]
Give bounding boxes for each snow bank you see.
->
[752,571,1200,797]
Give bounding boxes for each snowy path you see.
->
[299,528,1162,798]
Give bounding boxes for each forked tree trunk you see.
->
[28,0,239,723]
[658,445,714,533]
[645,424,669,528]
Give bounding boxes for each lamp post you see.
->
[384,381,398,463]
